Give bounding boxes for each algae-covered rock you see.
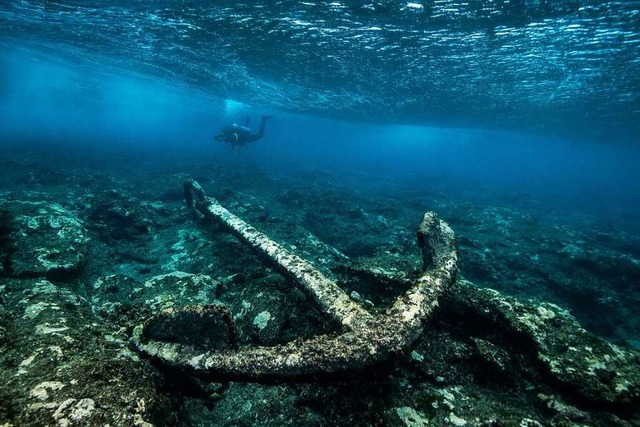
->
[222,273,330,346]
[446,280,640,409]
[401,280,639,426]
[391,406,430,427]
[180,382,323,425]
[0,278,173,425]
[92,271,220,315]
[143,304,237,351]
[339,253,419,306]
[1,201,90,278]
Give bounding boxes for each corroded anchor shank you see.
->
[131,180,458,380]
[183,180,371,330]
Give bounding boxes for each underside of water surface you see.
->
[2,0,639,140]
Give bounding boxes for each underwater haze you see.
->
[2,1,640,426]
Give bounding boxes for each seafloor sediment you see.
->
[0,145,639,426]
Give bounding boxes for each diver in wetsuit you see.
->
[214,116,270,148]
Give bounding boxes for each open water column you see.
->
[1,1,640,425]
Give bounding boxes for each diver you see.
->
[214,116,270,148]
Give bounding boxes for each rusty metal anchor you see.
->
[131,180,457,380]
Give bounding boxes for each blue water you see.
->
[2,46,639,217]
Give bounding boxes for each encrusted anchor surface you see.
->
[131,180,457,380]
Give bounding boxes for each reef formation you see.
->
[0,164,639,426]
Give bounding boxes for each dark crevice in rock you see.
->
[0,210,14,276]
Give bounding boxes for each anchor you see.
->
[131,180,457,380]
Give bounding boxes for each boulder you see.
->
[445,281,640,409]
[1,201,89,278]
[0,278,172,425]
